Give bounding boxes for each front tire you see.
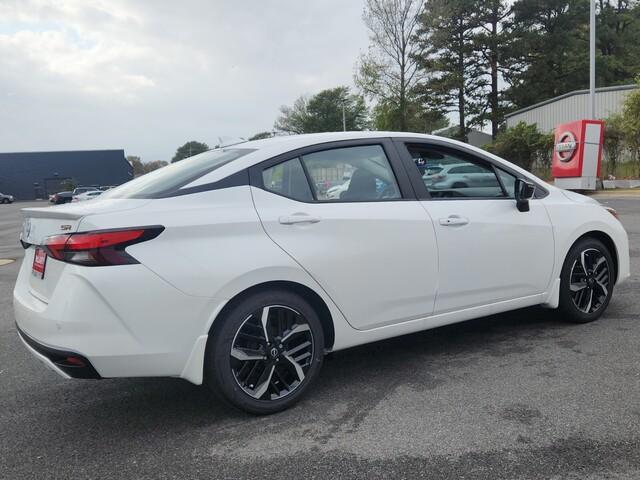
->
[205,289,324,414]
[558,238,614,323]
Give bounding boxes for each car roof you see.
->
[185,131,542,189]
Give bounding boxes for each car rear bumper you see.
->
[16,325,101,379]
[13,253,223,383]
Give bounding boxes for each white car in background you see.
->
[71,190,103,202]
[14,132,630,414]
[325,178,350,199]
[0,192,15,204]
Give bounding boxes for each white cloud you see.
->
[0,0,369,160]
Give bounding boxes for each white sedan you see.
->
[14,132,630,414]
[71,190,103,202]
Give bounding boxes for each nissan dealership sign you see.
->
[555,131,578,162]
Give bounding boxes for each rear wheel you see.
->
[558,238,614,323]
[205,289,324,414]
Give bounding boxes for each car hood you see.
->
[560,189,601,206]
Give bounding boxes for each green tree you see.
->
[504,0,590,108]
[475,0,512,139]
[597,0,640,87]
[414,0,484,141]
[274,96,309,134]
[486,121,553,171]
[274,86,369,134]
[248,131,273,141]
[128,155,168,176]
[621,82,640,176]
[171,141,209,163]
[127,155,145,176]
[603,113,625,177]
[372,99,448,132]
[355,0,425,131]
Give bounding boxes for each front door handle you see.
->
[439,215,469,226]
[279,214,322,225]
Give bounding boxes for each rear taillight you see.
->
[43,226,163,266]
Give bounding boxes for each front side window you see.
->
[407,144,507,198]
[301,145,401,201]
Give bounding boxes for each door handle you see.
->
[439,215,469,226]
[279,214,322,225]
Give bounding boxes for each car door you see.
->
[249,139,438,330]
[396,140,555,314]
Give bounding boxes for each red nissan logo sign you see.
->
[555,131,577,162]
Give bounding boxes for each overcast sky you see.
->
[0,0,370,161]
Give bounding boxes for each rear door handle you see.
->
[279,214,322,225]
[439,215,469,226]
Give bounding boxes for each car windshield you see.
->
[103,148,254,199]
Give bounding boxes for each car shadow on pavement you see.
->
[6,306,578,442]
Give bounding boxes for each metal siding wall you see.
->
[506,89,634,132]
[0,150,133,200]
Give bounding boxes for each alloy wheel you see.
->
[230,305,314,401]
[569,248,611,314]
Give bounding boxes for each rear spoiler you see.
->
[21,207,85,221]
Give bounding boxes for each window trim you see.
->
[249,138,417,203]
[393,138,549,201]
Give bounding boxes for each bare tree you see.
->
[355,0,425,131]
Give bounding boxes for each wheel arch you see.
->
[208,280,336,350]
[568,230,618,282]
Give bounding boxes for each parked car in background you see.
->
[50,191,73,204]
[72,190,103,202]
[99,185,116,191]
[0,192,14,204]
[72,186,99,196]
[14,132,630,415]
[326,179,350,199]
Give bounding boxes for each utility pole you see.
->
[342,101,346,132]
[589,0,596,119]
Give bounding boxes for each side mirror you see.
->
[515,178,536,212]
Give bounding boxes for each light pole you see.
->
[342,101,346,132]
[589,0,596,119]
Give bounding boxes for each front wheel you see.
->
[558,238,614,323]
[205,290,324,414]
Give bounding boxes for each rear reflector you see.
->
[43,226,163,266]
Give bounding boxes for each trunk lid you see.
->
[20,198,151,303]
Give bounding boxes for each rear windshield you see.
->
[103,148,254,199]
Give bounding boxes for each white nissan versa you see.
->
[14,132,629,414]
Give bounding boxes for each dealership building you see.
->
[0,149,133,200]
[505,84,637,132]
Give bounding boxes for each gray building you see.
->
[0,149,133,200]
[432,126,493,148]
[505,84,637,132]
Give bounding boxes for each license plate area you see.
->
[32,247,47,279]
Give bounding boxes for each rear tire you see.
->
[205,289,324,415]
[558,237,614,323]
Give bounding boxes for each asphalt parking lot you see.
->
[0,197,639,480]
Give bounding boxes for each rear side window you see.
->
[262,158,313,201]
[104,148,253,199]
